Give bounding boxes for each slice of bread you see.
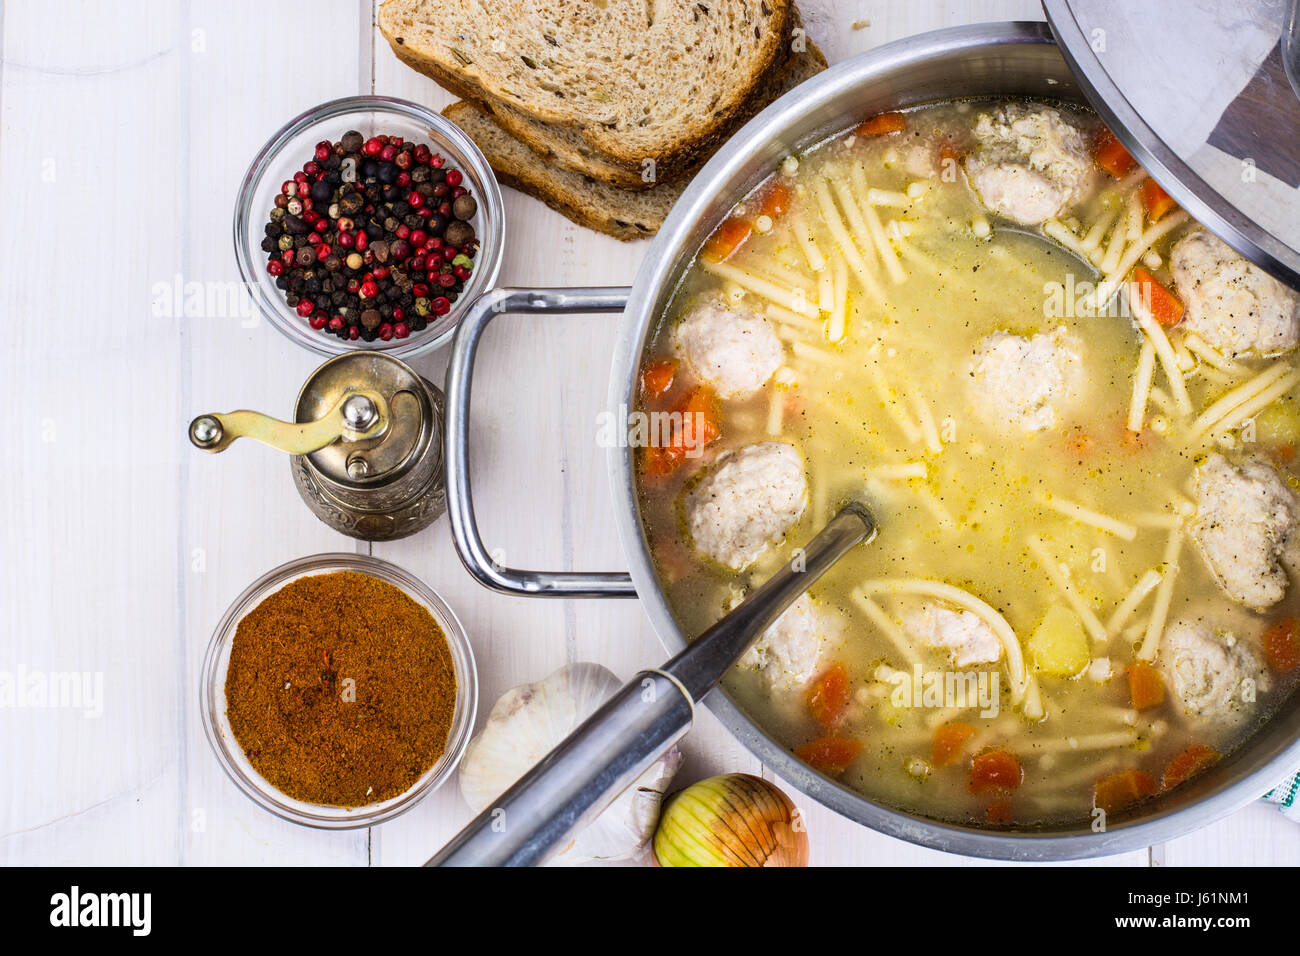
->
[379,0,792,175]
[444,100,681,240]
[442,40,826,240]
[482,7,819,190]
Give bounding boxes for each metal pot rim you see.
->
[605,20,1300,860]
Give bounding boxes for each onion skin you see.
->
[652,773,810,867]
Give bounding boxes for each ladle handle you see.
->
[188,389,389,455]
[428,503,876,867]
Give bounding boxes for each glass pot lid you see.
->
[1044,0,1300,286]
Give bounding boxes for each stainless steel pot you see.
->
[444,21,1300,860]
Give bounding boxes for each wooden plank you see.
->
[177,0,372,865]
[0,0,188,866]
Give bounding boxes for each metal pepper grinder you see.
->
[188,353,446,541]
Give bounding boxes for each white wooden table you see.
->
[2,0,1297,866]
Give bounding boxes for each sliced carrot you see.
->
[807,663,852,732]
[679,386,720,450]
[1263,618,1300,673]
[758,181,793,220]
[639,385,721,479]
[932,722,977,768]
[1127,660,1166,710]
[1065,426,1095,460]
[985,800,1014,826]
[795,737,863,777]
[701,216,752,263]
[1095,127,1136,177]
[1093,769,1157,814]
[938,137,963,165]
[856,111,906,136]
[1270,444,1297,464]
[1118,424,1151,452]
[639,359,676,402]
[1161,744,1220,791]
[969,750,1022,794]
[1131,266,1185,328]
[1140,178,1177,221]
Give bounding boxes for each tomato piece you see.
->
[969,750,1022,794]
[1131,266,1185,328]
[757,181,792,220]
[701,216,752,262]
[856,112,906,136]
[932,722,976,768]
[795,737,862,777]
[1127,661,1166,710]
[1161,744,1220,791]
[639,359,676,402]
[1093,769,1156,814]
[807,663,852,732]
[1141,178,1178,221]
[1263,618,1300,673]
[985,800,1014,826]
[1095,127,1136,177]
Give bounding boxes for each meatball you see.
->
[672,299,784,398]
[898,601,1002,667]
[685,442,806,570]
[1191,453,1300,611]
[1170,230,1300,357]
[968,327,1086,433]
[963,104,1093,225]
[739,594,835,691]
[1159,613,1267,723]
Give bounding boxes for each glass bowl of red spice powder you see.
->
[201,552,478,828]
[234,95,505,358]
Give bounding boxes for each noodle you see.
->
[1128,339,1156,432]
[1025,535,1109,644]
[813,178,885,305]
[1138,528,1184,661]
[703,259,820,317]
[1107,568,1164,632]
[857,579,1028,702]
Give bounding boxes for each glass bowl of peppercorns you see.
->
[235,95,504,357]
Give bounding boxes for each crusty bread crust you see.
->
[440,38,826,240]
[379,0,793,174]
[484,19,812,190]
[443,100,680,240]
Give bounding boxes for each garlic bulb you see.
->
[458,662,682,866]
[654,773,809,867]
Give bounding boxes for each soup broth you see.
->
[635,100,1300,827]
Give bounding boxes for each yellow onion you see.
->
[653,773,809,867]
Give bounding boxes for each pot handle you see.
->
[446,286,638,598]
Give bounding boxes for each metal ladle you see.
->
[427,501,877,867]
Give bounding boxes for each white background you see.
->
[2,0,1297,866]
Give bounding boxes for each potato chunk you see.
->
[1027,605,1090,677]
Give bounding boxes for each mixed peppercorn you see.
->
[261,130,480,343]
